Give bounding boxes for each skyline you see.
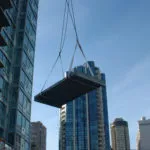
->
[32,0,150,149]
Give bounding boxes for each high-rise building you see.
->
[136,117,150,150]
[59,61,111,150]
[111,118,130,150]
[0,0,39,149]
[31,121,47,150]
[0,3,12,149]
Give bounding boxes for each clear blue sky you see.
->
[31,0,150,149]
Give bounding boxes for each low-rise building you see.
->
[137,117,150,150]
[31,121,47,150]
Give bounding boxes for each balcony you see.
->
[0,116,5,129]
[0,7,10,29]
[0,33,6,47]
[0,0,12,10]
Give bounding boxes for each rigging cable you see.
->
[66,0,94,76]
[66,0,78,39]
[59,0,69,76]
[59,0,69,77]
[69,42,78,71]
[41,0,94,92]
[41,0,70,92]
[60,0,69,52]
[59,54,65,77]
[41,54,60,92]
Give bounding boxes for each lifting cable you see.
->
[66,0,78,39]
[60,0,69,52]
[41,0,69,92]
[41,0,94,92]
[59,54,65,77]
[58,0,69,77]
[69,42,78,72]
[66,0,94,76]
[41,54,60,92]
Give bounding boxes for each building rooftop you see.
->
[112,118,128,127]
[138,117,150,125]
[31,121,47,129]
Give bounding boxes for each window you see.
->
[0,78,8,103]
[26,100,31,114]
[21,138,25,150]
[17,32,24,47]
[9,110,16,128]
[22,51,33,78]
[18,89,31,116]
[25,17,36,44]
[20,70,32,96]
[22,116,26,129]
[15,50,22,64]
[0,102,5,126]
[20,70,25,85]
[19,0,27,12]
[0,77,3,91]
[25,141,29,150]
[0,51,10,78]
[27,3,37,29]
[16,111,30,136]
[16,134,21,144]
[23,35,34,61]
[18,17,25,29]
[18,90,24,106]
[17,111,22,127]
[26,121,30,135]
[16,134,21,150]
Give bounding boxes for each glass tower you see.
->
[59,61,111,150]
[101,73,111,150]
[0,0,39,149]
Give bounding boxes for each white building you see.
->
[137,117,150,150]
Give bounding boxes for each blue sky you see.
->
[31,0,150,149]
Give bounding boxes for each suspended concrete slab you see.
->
[0,8,9,29]
[0,0,12,10]
[35,72,105,108]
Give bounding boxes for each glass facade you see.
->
[0,0,39,149]
[101,73,111,150]
[60,61,111,150]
